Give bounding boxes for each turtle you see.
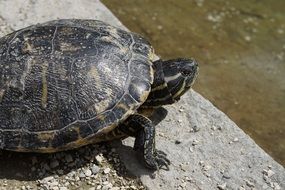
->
[0,19,198,170]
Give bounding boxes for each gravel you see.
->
[4,130,144,189]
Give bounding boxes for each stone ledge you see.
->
[114,90,285,189]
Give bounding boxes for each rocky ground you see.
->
[0,143,145,190]
[0,0,284,190]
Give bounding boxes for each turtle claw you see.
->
[156,149,168,157]
[126,114,171,170]
[155,150,171,170]
[144,150,170,171]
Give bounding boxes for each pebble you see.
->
[273,182,281,190]
[217,182,227,190]
[31,156,38,165]
[79,171,86,178]
[104,167,111,174]
[222,172,231,179]
[91,164,100,175]
[102,183,113,190]
[244,36,251,42]
[203,165,212,172]
[277,29,284,34]
[195,0,204,7]
[245,179,255,187]
[50,160,60,168]
[49,181,59,187]
[238,186,245,190]
[75,176,80,181]
[41,176,55,183]
[191,125,200,132]
[263,169,275,177]
[204,172,211,178]
[180,182,187,188]
[211,126,217,131]
[192,139,199,146]
[44,163,51,170]
[95,154,104,164]
[56,170,64,176]
[233,138,239,142]
[157,25,163,30]
[65,154,73,163]
[175,140,182,144]
[31,167,36,171]
[84,169,92,177]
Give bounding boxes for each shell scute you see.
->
[7,26,56,58]
[51,126,82,149]
[0,19,154,151]
[21,132,50,150]
[2,130,21,150]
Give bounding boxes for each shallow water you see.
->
[102,0,285,165]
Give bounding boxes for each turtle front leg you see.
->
[123,114,170,170]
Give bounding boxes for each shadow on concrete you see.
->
[0,107,168,181]
[0,142,134,181]
[111,107,170,178]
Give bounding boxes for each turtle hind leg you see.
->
[124,114,170,170]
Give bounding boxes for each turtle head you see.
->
[143,58,198,107]
[162,58,198,100]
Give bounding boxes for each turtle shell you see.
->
[0,19,154,152]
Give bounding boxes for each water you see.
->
[102,0,285,165]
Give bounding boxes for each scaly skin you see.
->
[120,114,170,170]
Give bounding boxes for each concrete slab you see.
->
[0,0,284,189]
